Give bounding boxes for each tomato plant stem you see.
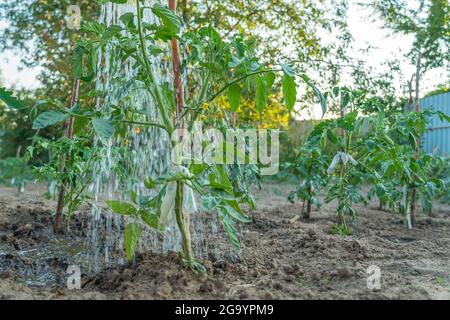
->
[168,0,196,271]
[54,78,79,234]
[175,181,194,268]
[136,0,174,136]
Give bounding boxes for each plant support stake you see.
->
[54,79,80,233]
[409,52,421,227]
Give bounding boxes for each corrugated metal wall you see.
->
[421,91,450,156]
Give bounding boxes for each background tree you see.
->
[0,0,351,102]
[0,0,100,105]
[0,0,352,155]
[368,0,450,73]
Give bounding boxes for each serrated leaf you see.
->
[120,12,136,29]
[437,111,450,123]
[301,74,326,117]
[72,45,95,82]
[106,200,137,215]
[32,111,68,129]
[124,223,141,262]
[0,87,26,109]
[102,25,122,41]
[227,83,242,112]
[152,3,181,39]
[201,195,221,212]
[219,213,241,256]
[282,74,297,112]
[81,21,106,34]
[92,118,115,141]
[139,209,160,229]
[221,204,251,223]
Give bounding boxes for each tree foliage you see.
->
[368,0,450,71]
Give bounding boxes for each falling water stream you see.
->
[86,0,226,272]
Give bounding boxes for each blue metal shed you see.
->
[421,91,450,156]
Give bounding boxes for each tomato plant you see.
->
[287,140,329,219]
[17,0,324,273]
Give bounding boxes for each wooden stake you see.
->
[408,78,414,112]
[169,0,185,122]
[54,79,80,234]
[409,52,421,227]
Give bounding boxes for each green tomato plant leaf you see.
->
[124,222,141,262]
[92,118,115,142]
[255,75,269,112]
[227,83,242,112]
[106,200,137,215]
[32,111,68,130]
[0,87,26,110]
[282,73,297,112]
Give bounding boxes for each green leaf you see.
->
[81,21,106,35]
[282,74,297,112]
[139,209,160,229]
[96,0,128,4]
[219,213,241,256]
[152,3,181,39]
[437,111,450,123]
[221,204,251,223]
[102,25,122,41]
[265,72,276,89]
[72,45,95,82]
[255,75,269,112]
[120,12,136,30]
[301,74,326,116]
[341,91,351,109]
[73,116,90,136]
[158,169,193,183]
[210,165,233,193]
[92,118,115,141]
[106,200,137,215]
[326,130,339,144]
[227,83,242,112]
[0,87,26,109]
[144,177,158,189]
[201,195,221,211]
[124,223,141,262]
[32,111,68,129]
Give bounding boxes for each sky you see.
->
[0,1,448,110]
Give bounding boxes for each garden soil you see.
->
[0,182,449,300]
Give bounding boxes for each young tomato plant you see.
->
[287,140,328,219]
[364,109,450,227]
[28,135,100,228]
[418,154,446,216]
